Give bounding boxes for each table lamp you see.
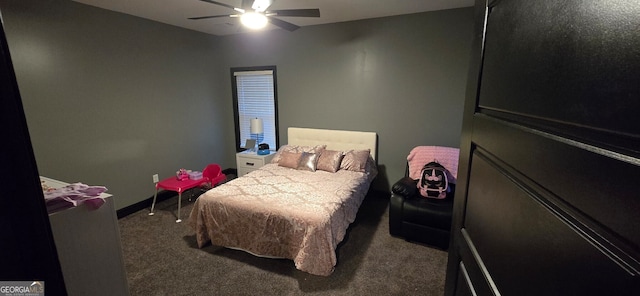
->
[250,118,263,151]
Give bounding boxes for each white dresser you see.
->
[236,151,275,176]
[43,177,129,296]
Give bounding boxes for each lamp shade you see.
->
[250,118,264,134]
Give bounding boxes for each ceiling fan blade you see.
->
[188,14,234,20]
[269,9,320,18]
[198,0,245,13]
[267,16,299,31]
[198,0,236,10]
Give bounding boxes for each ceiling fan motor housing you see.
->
[190,0,320,32]
[252,0,273,12]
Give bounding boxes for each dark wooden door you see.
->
[445,0,640,295]
[0,13,67,295]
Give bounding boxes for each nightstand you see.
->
[236,151,275,177]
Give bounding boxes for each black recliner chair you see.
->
[389,146,459,250]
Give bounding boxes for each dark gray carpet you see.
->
[118,190,448,295]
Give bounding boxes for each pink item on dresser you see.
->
[407,146,460,183]
[43,182,108,213]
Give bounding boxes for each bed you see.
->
[188,127,377,276]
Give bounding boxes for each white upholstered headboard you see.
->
[287,127,377,160]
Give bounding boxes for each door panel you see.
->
[455,262,476,296]
[465,151,636,295]
[473,115,640,257]
[479,0,640,148]
[0,14,67,294]
[445,0,640,295]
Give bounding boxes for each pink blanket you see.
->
[43,183,108,213]
[189,163,376,276]
[407,146,460,182]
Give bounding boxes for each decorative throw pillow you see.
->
[271,144,326,164]
[278,151,302,169]
[316,150,345,173]
[270,145,291,164]
[364,154,378,175]
[340,149,370,172]
[297,152,319,172]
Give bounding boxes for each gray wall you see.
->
[0,0,231,209]
[218,9,474,190]
[0,0,473,210]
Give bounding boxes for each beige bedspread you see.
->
[188,163,376,276]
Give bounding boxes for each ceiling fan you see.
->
[189,0,321,32]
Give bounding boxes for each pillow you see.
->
[364,154,378,176]
[271,144,326,164]
[297,152,319,172]
[316,150,344,173]
[278,151,302,169]
[340,149,370,172]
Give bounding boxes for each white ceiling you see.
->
[72,0,474,36]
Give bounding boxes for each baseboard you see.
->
[117,168,237,219]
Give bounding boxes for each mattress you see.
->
[188,163,376,276]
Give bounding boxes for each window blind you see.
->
[235,70,276,149]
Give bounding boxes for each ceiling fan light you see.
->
[240,12,268,30]
[252,0,273,12]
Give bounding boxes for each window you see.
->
[231,66,279,152]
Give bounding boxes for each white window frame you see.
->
[231,66,279,152]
